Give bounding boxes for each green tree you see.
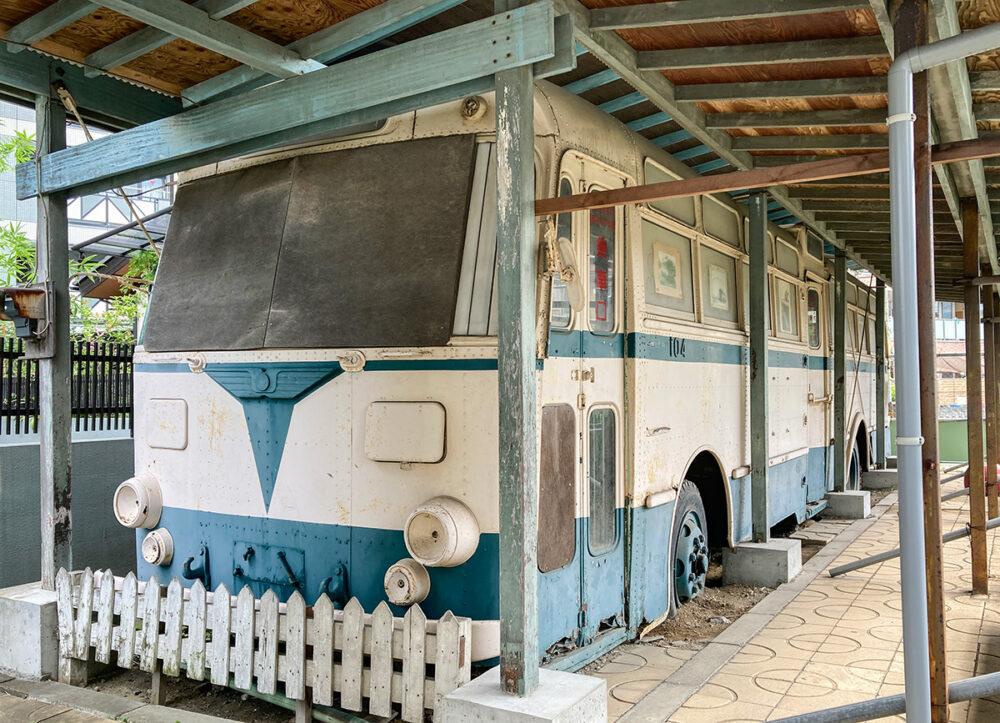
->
[0,123,157,342]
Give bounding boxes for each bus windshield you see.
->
[143,135,477,352]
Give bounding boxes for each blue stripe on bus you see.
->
[135,336,876,375]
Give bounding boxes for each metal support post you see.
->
[963,199,989,595]
[875,281,887,468]
[833,250,847,492]
[495,0,539,694]
[986,284,1000,520]
[896,1,948,712]
[749,193,769,542]
[34,94,72,591]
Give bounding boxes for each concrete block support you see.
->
[826,490,871,519]
[862,469,898,490]
[439,666,606,723]
[0,582,59,680]
[721,539,802,587]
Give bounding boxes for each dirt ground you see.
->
[85,669,294,723]
[641,558,771,646]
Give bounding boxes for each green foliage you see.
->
[0,121,158,343]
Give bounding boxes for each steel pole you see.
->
[887,47,932,723]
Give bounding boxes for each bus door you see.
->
[805,283,831,497]
[577,165,627,643]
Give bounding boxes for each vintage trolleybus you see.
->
[116,80,882,668]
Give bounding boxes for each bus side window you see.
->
[590,206,616,334]
[807,289,821,349]
[550,178,574,330]
[588,407,617,554]
[539,404,576,573]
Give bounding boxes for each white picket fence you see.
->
[55,568,472,721]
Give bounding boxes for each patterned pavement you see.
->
[591,483,1000,722]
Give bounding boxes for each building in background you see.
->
[0,98,171,290]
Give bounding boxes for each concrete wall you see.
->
[0,436,135,588]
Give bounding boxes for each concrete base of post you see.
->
[825,490,871,518]
[439,666,607,723]
[0,581,59,681]
[862,469,898,490]
[721,539,802,587]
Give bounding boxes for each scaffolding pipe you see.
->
[942,487,970,502]
[829,516,1000,577]
[768,670,1000,723]
[888,21,1000,721]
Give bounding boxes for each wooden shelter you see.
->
[2,1,1000,720]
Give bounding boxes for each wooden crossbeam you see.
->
[734,134,888,151]
[5,0,95,51]
[637,36,886,70]
[0,39,181,128]
[535,135,1000,215]
[706,108,886,128]
[95,0,324,78]
[590,0,868,29]
[17,3,559,199]
[83,0,258,75]
[180,0,467,105]
[675,76,886,102]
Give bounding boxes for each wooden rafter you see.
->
[534,135,1000,215]
[589,0,869,30]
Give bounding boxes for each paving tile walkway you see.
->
[0,692,109,722]
[591,481,1000,722]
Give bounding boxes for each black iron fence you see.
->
[0,338,134,435]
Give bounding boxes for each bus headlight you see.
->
[141,529,174,566]
[404,496,480,567]
[384,558,430,606]
[112,473,162,529]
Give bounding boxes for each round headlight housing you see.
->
[403,496,480,567]
[113,473,162,529]
[141,528,174,566]
[384,558,430,606]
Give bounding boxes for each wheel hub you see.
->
[674,509,708,604]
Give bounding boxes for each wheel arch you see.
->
[848,412,869,473]
[678,446,733,550]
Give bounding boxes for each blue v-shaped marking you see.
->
[205,362,342,512]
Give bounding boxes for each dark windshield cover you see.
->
[144,135,476,352]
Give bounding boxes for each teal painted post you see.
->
[834,250,847,491]
[749,193,769,542]
[35,94,73,591]
[495,0,538,697]
[875,280,887,467]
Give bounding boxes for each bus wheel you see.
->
[848,440,862,491]
[673,481,709,606]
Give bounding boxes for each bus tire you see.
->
[848,439,862,491]
[671,480,709,610]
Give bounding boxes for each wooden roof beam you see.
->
[5,0,96,51]
[675,76,886,102]
[180,0,466,105]
[0,39,181,128]
[707,108,886,128]
[17,3,560,198]
[83,0,258,76]
[95,0,325,79]
[553,0,882,275]
[928,0,997,272]
[590,0,870,30]
[535,135,1000,213]
[733,134,888,151]
[637,36,886,70]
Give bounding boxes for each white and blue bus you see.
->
[113,80,882,669]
